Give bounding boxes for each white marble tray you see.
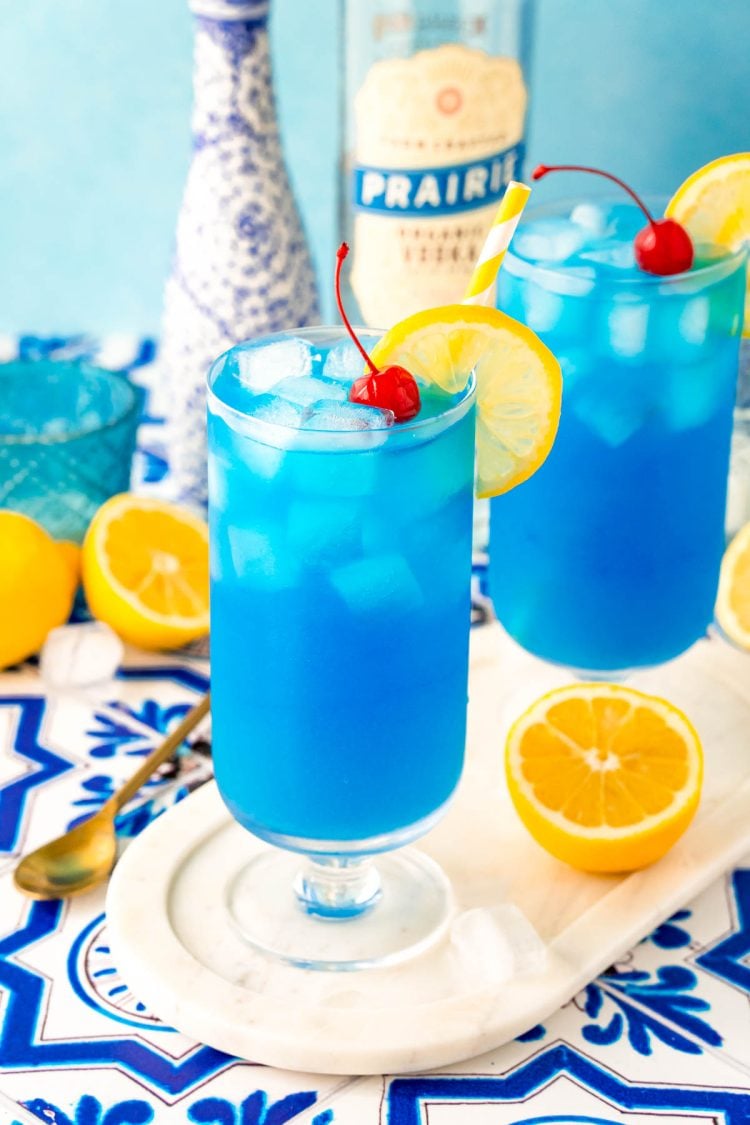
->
[106,624,750,1076]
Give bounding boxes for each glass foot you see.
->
[226,848,453,970]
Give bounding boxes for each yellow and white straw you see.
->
[463,181,531,307]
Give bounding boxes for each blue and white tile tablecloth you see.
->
[2,337,750,1124]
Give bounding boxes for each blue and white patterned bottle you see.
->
[161,0,320,511]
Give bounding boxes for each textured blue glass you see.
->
[0,360,141,543]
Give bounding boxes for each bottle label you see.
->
[353,142,524,217]
[350,43,527,327]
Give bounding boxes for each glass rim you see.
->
[206,326,477,443]
[0,360,141,447]
[504,196,749,290]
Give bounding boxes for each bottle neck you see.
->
[189,0,275,138]
[189,0,269,20]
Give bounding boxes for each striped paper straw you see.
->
[463,181,531,306]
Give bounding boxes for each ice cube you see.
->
[235,337,313,393]
[572,373,647,447]
[303,400,394,431]
[557,347,595,393]
[660,356,727,431]
[207,456,227,512]
[330,553,423,616]
[607,301,650,359]
[287,498,361,564]
[378,414,467,522]
[211,410,286,481]
[40,622,124,690]
[303,400,395,448]
[580,242,635,271]
[248,394,306,437]
[271,376,347,407]
[679,296,710,346]
[322,339,369,384]
[652,294,712,367]
[570,202,611,237]
[450,905,547,986]
[289,447,378,499]
[227,526,298,589]
[520,286,565,334]
[513,219,585,264]
[239,433,286,480]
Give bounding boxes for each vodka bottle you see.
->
[340,0,534,329]
[727,340,750,539]
[161,0,320,511]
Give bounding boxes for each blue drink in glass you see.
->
[490,201,746,674]
[207,327,475,967]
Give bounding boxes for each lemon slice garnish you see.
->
[371,304,562,498]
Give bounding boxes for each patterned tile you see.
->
[295,995,750,1124]
[0,700,340,1119]
[1,1065,347,1124]
[0,677,209,869]
[3,336,750,1122]
[597,861,750,1077]
[0,685,108,860]
[0,633,340,1121]
[0,702,71,854]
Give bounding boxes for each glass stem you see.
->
[294,855,382,919]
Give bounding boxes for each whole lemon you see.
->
[0,512,78,670]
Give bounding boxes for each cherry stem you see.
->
[532,164,656,226]
[335,243,378,376]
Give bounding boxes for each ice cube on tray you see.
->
[40,621,124,689]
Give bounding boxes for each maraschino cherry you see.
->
[335,243,421,422]
[532,164,694,277]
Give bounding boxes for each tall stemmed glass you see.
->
[207,327,476,969]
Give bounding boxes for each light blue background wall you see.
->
[0,0,747,333]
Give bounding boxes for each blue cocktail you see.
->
[490,199,746,674]
[207,327,475,967]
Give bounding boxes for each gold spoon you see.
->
[13,693,211,900]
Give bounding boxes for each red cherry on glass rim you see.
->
[350,365,421,421]
[532,164,695,277]
[633,219,694,276]
[334,243,421,422]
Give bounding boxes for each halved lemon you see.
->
[666,153,750,331]
[370,304,562,497]
[716,521,750,650]
[82,494,210,651]
[505,683,703,873]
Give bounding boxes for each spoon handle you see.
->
[110,693,211,812]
